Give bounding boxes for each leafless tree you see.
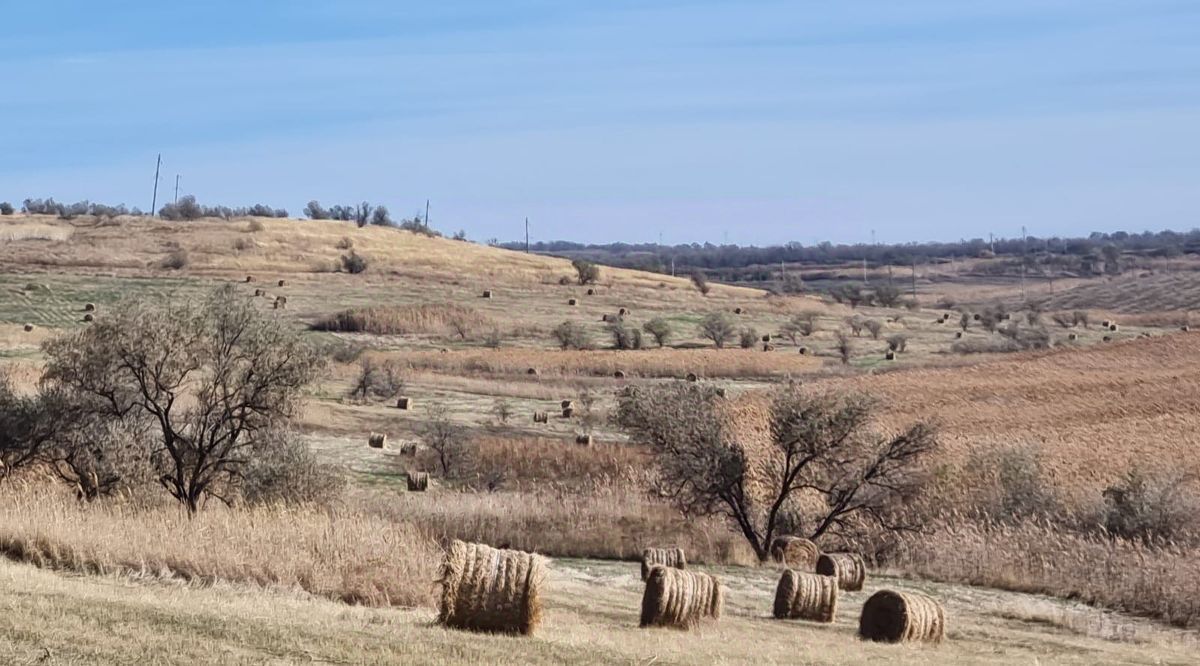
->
[616,384,937,561]
[42,286,324,513]
[699,312,736,349]
[420,403,468,476]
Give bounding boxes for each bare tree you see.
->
[834,330,853,365]
[781,311,820,344]
[616,384,937,561]
[0,374,60,481]
[42,286,324,513]
[419,404,468,476]
[699,312,736,349]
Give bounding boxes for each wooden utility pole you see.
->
[1020,225,1027,301]
[425,199,430,229]
[150,154,162,216]
[524,217,530,253]
[174,175,180,204]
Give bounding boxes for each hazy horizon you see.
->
[2,1,1197,246]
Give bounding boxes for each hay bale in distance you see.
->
[438,540,546,636]
[560,399,574,410]
[561,406,574,418]
[773,569,838,623]
[618,307,628,316]
[601,314,612,322]
[82,313,94,323]
[254,288,264,297]
[277,279,286,287]
[858,589,945,644]
[1068,332,1078,340]
[685,372,698,382]
[1101,320,1110,328]
[567,298,577,306]
[640,547,686,581]
[769,536,819,570]
[798,346,809,355]
[885,350,896,361]
[533,411,548,424]
[368,433,387,449]
[273,296,286,310]
[407,472,429,492]
[954,331,963,339]
[1103,335,1112,342]
[396,396,411,410]
[1110,324,1118,332]
[245,275,254,283]
[816,552,867,591]
[1183,325,1191,332]
[22,324,33,332]
[639,566,722,629]
[526,367,538,376]
[614,370,626,379]
[762,343,774,352]
[482,290,493,298]
[575,434,593,445]
[83,303,96,312]
[586,288,595,295]
[734,307,743,315]
[399,443,418,456]
[972,313,981,321]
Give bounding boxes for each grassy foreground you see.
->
[0,557,1193,665]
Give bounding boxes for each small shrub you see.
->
[340,251,368,274]
[572,259,600,285]
[863,319,884,340]
[873,284,901,308]
[1072,310,1090,328]
[690,271,710,295]
[160,248,189,270]
[834,330,853,364]
[781,311,819,343]
[0,202,13,215]
[304,201,329,220]
[247,218,265,232]
[609,323,644,350]
[336,236,354,250]
[845,315,866,337]
[241,430,346,506]
[492,399,513,424]
[698,312,736,348]
[552,321,590,350]
[642,318,672,347]
[739,327,758,349]
[886,334,908,352]
[1101,467,1199,543]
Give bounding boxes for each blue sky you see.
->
[1,1,1197,245]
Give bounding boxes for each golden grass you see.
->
[0,483,439,607]
[313,303,494,335]
[382,347,820,379]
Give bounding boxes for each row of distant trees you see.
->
[4,196,439,235]
[506,227,1200,275]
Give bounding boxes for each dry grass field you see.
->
[2,212,1198,663]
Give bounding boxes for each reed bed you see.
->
[312,303,494,336]
[385,348,820,379]
[0,484,439,608]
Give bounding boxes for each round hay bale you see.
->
[816,552,867,591]
[614,370,626,379]
[858,589,945,644]
[685,372,698,382]
[526,367,538,376]
[769,536,819,570]
[640,547,687,581]
[773,569,838,623]
[1182,325,1191,332]
[567,298,577,306]
[561,406,574,419]
[277,279,286,287]
[639,566,722,629]
[245,275,254,283]
[22,324,33,332]
[798,346,809,355]
[734,307,743,315]
[762,343,774,352]
[761,334,772,343]
[254,288,264,297]
[972,313,981,321]
[407,472,429,492]
[438,540,546,636]
[575,433,593,445]
[400,443,418,456]
[533,411,548,424]
[1109,324,1118,332]
[715,387,727,397]
[83,303,96,312]
[482,290,493,298]
[602,314,612,322]
[560,399,574,410]
[1101,320,1110,328]
[367,433,387,449]
[396,396,411,410]
[618,307,628,316]
[1103,335,1112,342]
[1068,332,1078,340]
[82,313,94,323]
[586,288,595,296]
[885,350,895,361]
[954,331,963,339]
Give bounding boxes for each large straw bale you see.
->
[639,566,722,629]
[816,552,867,591]
[858,589,945,644]
[772,569,838,623]
[438,540,546,635]
[640,547,686,581]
